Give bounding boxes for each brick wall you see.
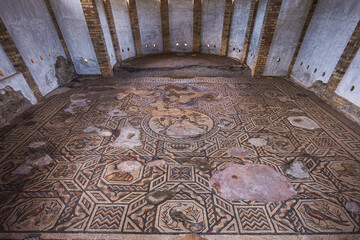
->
[80,0,113,76]
[220,0,234,56]
[128,0,143,56]
[44,0,72,61]
[193,0,202,53]
[104,0,122,63]
[251,0,282,76]
[160,0,170,53]
[0,18,42,100]
[240,0,258,64]
[287,0,318,76]
[327,21,360,91]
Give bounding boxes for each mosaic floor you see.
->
[0,76,359,239]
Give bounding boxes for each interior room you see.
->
[0,0,359,239]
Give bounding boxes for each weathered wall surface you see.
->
[227,0,252,59]
[0,44,16,79]
[136,0,163,55]
[201,0,226,54]
[95,0,116,67]
[263,0,312,76]
[0,45,37,104]
[246,0,267,69]
[50,0,101,75]
[168,0,193,52]
[290,0,360,87]
[0,73,37,105]
[111,0,136,60]
[336,49,360,107]
[0,0,66,95]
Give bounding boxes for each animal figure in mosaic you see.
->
[166,204,204,233]
[169,206,193,227]
[303,204,349,228]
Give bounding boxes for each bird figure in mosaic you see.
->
[303,204,349,227]
[169,206,193,228]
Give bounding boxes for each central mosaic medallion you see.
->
[142,109,219,142]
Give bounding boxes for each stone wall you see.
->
[201,0,226,55]
[246,0,267,69]
[136,0,163,55]
[110,0,136,60]
[168,0,193,52]
[290,0,360,87]
[0,86,32,128]
[263,0,313,76]
[95,0,117,68]
[0,0,66,95]
[0,45,37,105]
[227,0,253,60]
[50,0,101,75]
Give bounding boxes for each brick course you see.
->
[240,0,258,64]
[80,0,113,76]
[104,0,122,63]
[128,0,143,56]
[44,0,72,61]
[160,0,170,53]
[193,0,202,53]
[0,18,42,100]
[220,0,234,56]
[251,0,282,76]
[327,20,360,92]
[287,0,318,76]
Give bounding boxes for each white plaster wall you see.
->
[246,0,267,69]
[263,0,312,76]
[136,0,163,55]
[0,73,37,104]
[290,0,360,87]
[0,0,66,96]
[111,0,136,60]
[0,44,16,79]
[168,0,193,52]
[95,0,117,67]
[50,0,101,75]
[0,44,36,104]
[336,49,360,107]
[201,0,226,55]
[227,0,252,59]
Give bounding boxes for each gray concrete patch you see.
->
[111,126,142,149]
[286,161,310,179]
[248,137,267,147]
[288,116,320,129]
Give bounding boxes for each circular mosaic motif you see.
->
[142,110,219,142]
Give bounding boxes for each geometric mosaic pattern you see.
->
[0,77,359,239]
